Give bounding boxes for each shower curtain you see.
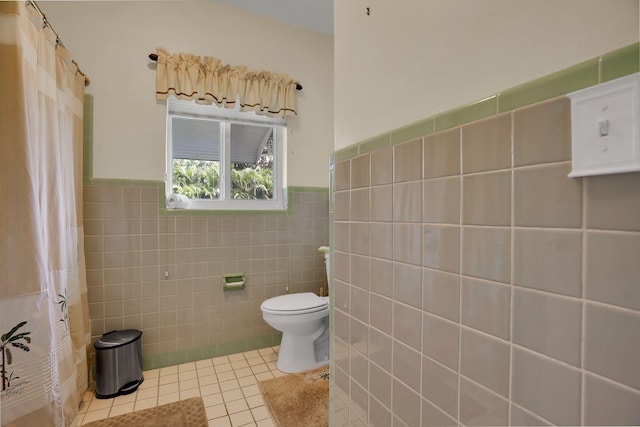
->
[0,2,90,426]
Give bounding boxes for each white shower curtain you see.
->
[0,2,90,426]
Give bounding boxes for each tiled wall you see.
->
[331,93,640,426]
[83,183,329,370]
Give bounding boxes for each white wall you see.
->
[335,0,639,149]
[42,1,334,187]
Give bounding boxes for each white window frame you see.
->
[166,97,287,211]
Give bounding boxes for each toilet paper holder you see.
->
[223,273,245,291]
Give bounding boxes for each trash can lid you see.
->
[94,329,142,349]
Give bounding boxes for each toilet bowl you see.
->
[260,249,331,373]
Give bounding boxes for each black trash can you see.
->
[94,329,144,399]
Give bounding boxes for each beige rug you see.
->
[83,397,208,427]
[259,366,329,427]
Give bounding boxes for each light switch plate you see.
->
[568,73,640,177]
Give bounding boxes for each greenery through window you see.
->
[166,98,286,210]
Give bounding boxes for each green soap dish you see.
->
[223,274,245,291]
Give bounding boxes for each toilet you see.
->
[260,250,330,373]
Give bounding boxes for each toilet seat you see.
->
[261,292,328,315]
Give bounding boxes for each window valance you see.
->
[155,48,299,118]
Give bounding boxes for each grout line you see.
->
[580,173,588,427]
[457,125,463,425]
[508,110,516,427]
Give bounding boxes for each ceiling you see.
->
[214,0,334,35]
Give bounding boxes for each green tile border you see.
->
[601,42,640,83]
[141,333,282,370]
[82,176,327,217]
[333,42,639,161]
[390,118,434,145]
[359,133,391,154]
[497,57,599,113]
[435,95,497,132]
[334,145,359,162]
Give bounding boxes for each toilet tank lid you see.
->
[262,292,327,312]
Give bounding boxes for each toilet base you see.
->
[277,319,329,373]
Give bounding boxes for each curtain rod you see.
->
[26,0,90,87]
[148,53,303,91]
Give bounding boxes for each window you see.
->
[166,97,287,210]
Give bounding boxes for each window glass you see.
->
[166,98,286,210]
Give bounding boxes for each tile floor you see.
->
[79,346,283,427]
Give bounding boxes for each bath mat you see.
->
[258,366,329,427]
[83,396,207,427]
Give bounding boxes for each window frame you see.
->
[166,97,287,211]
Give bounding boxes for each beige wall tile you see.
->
[334,280,350,313]
[351,154,370,189]
[463,171,511,226]
[369,294,392,335]
[370,185,393,222]
[585,303,640,390]
[393,181,422,223]
[335,160,351,190]
[351,317,369,355]
[423,177,460,224]
[514,97,571,167]
[422,313,459,370]
[512,347,581,426]
[422,356,458,418]
[423,269,460,322]
[460,328,510,397]
[350,222,369,256]
[513,228,582,297]
[510,404,551,426]
[423,225,460,273]
[393,262,421,309]
[424,128,460,179]
[514,162,582,228]
[393,302,422,351]
[350,286,369,323]
[369,258,393,298]
[334,222,350,253]
[350,188,369,222]
[394,139,423,183]
[350,254,370,290]
[462,227,510,283]
[351,349,369,389]
[369,362,392,409]
[371,147,393,186]
[369,397,391,427]
[422,398,457,426]
[350,379,369,421]
[334,191,350,222]
[459,377,509,427]
[334,251,350,283]
[394,223,422,265]
[370,222,393,260]
[586,172,640,232]
[461,277,510,339]
[335,311,351,350]
[513,288,582,366]
[462,113,511,173]
[369,328,392,371]
[392,380,421,427]
[393,341,421,392]
[584,373,640,426]
[586,231,640,311]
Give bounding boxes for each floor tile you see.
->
[229,410,254,427]
[109,402,134,417]
[79,346,282,426]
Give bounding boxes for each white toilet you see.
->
[260,250,330,373]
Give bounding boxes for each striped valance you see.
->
[155,48,299,118]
